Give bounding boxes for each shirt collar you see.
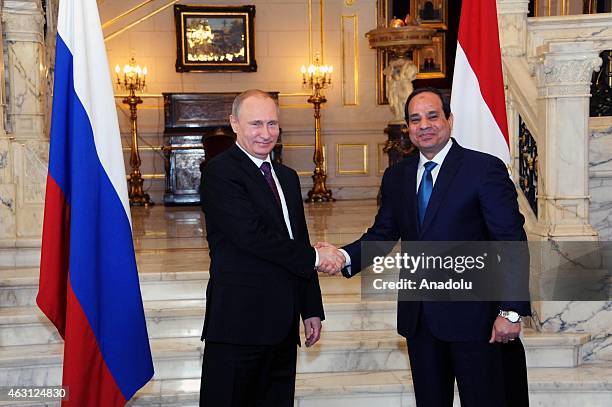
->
[418,138,453,169]
[236,142,272,169]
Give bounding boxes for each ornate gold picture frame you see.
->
[415,32,446,79]
[411,0,448,29]
[174,5,257,72]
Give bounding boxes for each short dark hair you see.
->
[404,87,451,120]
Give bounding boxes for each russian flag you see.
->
[450,0,511,164]
[36,0,154,405]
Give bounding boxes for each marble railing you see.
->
[499,0,612,241]
[498,0,612,363]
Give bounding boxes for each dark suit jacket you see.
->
[343,140,530,342]
[200,145,325,346]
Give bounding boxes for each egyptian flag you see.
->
[450,0,510,164]
[37,0,154,404]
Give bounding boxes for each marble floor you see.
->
[1,200,612,406]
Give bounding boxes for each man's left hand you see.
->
[489,316,521,344]
[304,317,322,347]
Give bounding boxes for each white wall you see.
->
[101,0,395,200]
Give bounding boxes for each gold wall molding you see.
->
[122,146,163,152]
[376,142,387,174]
[114,93,162,98]
[143,174,165,180]
[112,93,312,109]
[278,93,311,109]
[283,144,327,175]
[337,143,368,175]
[126,173,165,180]
[104,0,179,42]
[341,15,359,106]
[102,0,157,28]
[562,0,568,14]
[308,0,325,63]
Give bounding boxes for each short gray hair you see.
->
[231,89,279,119]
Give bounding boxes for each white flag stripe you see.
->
[57,0,132,225]
[451,45,510,164]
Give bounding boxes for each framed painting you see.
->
[415,32,446,79]
[410,0,447,29]
[174,5,257,72]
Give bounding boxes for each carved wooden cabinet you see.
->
[163,92,281,205]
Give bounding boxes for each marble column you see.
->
[497,0,530,57]
[0,0,46,267]
[534,40,601,240]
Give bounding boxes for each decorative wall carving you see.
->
[539,55,602,84]
[2,1,44,42]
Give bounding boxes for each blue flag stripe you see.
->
[51,33,154,400]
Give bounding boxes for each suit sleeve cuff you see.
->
[339,248,352,275]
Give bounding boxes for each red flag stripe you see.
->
[37,174,70,339]
[62,280,126,406]
[457,0,509,143]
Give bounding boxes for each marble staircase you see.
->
[1,203,611,406]
[1,265,611,406]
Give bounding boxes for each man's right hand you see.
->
[315,242,345,275]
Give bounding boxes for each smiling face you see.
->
[406,91,453,160]
[230,95,280,160]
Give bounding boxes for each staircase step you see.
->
[0,329,591,387]
[1,366,610,407]
[128,365,612,406]
[0,269,361,307]
[0,332,406,386]
[0,268,40,307]
[0,296,395,346]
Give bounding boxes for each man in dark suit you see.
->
[319,87,530,406]
[199,89,344,406]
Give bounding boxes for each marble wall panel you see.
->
[1,1,47,250]
[534,301,612,362]
[0,184,16,240]
[589,120,612,240]
[590,177,612,241]
[0,140,13,184]
[4,42,45,135]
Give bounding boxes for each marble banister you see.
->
[498,1,612,363]
[499,1,612,240]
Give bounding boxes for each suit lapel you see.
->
[403,156,420,234]
[231,146,288,234]
[419,141,464,236]
[273,163,300,238]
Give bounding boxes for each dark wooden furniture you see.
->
[163,92,281,205]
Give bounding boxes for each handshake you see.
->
[314,242,346,275]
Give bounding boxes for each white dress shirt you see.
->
[415,138,453,191]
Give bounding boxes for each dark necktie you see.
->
[260,162,281,206]
[417,161,437,225]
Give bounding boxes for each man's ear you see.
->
[229,115,239,133]
[448,113,454,130]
